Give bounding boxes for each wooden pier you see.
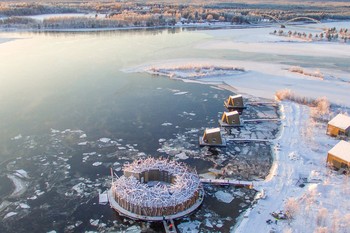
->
[246,102,278,106]
[200,178,253,189]
[243,118,280,123]
[226,138,272,143]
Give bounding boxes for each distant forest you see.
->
[1,1,350,29]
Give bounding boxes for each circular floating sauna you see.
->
[108,158,203,220]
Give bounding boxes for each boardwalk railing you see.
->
[200,178,253,189]
[226,138,272,143]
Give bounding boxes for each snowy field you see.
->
[125,21,350,233]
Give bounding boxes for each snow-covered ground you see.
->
[234,101,350,233]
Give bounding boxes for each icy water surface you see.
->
[0,29,279,232]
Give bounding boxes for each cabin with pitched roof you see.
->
[327,114,350,137]
[199,128,226,147]
[219,111,241,127]
[327,140,350,170]
[224,94,244,110]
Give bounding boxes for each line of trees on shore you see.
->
[1,1,350,29]
[272,27,350,43]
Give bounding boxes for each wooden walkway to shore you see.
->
[200,178,253,189]
[226,138,272,143]
[243,118,280,123]
[246,102,278,106]
[163,219,177,233]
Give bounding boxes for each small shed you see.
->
[327,113,350,137]
[219,111,241,127]
[327,140,350,169]
[199,128,226,147]
[224,94,244,109]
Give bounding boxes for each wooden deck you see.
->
[218,120,243,127]
[199,137,227,147]
[224,102,246,110]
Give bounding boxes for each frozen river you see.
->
[0,28,280,232]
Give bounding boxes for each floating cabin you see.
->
[199,128,226,147]
[327,113,350,137]
[327,140,350,170]
[224,94,245,110]
[219,111,241,127]
[108,158,204,220]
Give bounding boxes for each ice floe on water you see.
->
[174,91,188,95]
[125,225,141,233]
[15,169,29,179]
[19,203,30,209]
[177,220,201,233]
[175,152,189,160]
[72,183,86,195]
[99,138,111,143]
[90,219,99,227]
[161,122,173,126]
[92,162,102,166]
[4,212,17,219]
[7,174,27,198]
[215,191,234,203]
[11,134,22,140]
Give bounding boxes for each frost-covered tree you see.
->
[284,198,300,222]
[316,208,328,227]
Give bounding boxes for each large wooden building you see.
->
[327,113,350,137]
[327,140,350,169]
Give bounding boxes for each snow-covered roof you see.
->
[229,94,242,99]
[328,114,350,130]
[113,158,201,208]
[328,140,350,162]
[225,111,239,116]
[205,128,221,134]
